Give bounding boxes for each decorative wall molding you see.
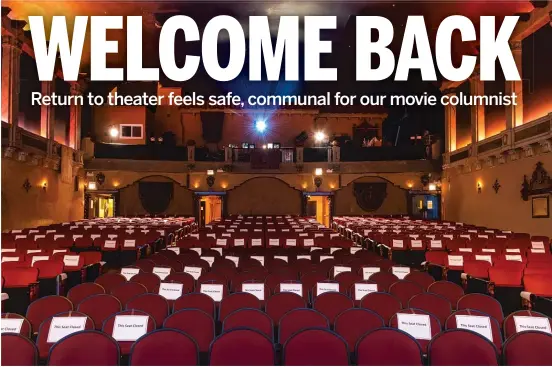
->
[520,162,552,201]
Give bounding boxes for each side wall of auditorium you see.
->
[1,159,85,230]
[442,153,552,237]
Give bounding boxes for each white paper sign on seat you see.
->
[455,315,493,341]
[362,267,381,280]
[225,256,239,266]
[333,266,352,277]
[158,283,183,300]
[354,283,378,301]
[120,268,140,281]
[397,313,432,340]
[392,266,410,279]
[183,266,202,280]
[200,284,224,302]
[123,240,136,248]
[280,283,303,297]
[200,256,215,267]
[251,239,262,247]
[153,267,172,280]
[448,255,464,267]
[112,315,149,342]
[251,256,264,266]
[104,240,117,249]
[242,283,265,300]
[514,316,551,334]
[1,319,24,334]
[316,282,339,296]
[47,317,87,343]
[63,255,80,267]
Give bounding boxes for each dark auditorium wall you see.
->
[227,177,302,215]
[1,159,84,230]
[334,176,408,215]
[118,176,194,216]
[443,153,552,237]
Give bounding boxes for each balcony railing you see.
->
[340,145,426,161]
[94,143,188,161]
[92,142,431,163]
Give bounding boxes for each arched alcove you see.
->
[227,177,302,215]
[334,176,407,215]
[118,175,193,216]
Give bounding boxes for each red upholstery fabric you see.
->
[312,292,354,325]
[67,283,105,306]
[163,309,214,353]
[209,328,275,366]
[26,296,73,333]
[356,328,423,366]
[1,334,38,366]
[48,330,120,366]
[408,293,452,325]
[129,329,198,366]
[125,294,169,328]
[283,328,348,366]
[429,329,498,366]
[503,331,552,366]
[265,292,306,326]
[173,293,216,317]
[94,273,127,293]
[360,292,402,324]
[457,294,504,323]
[77,294,122,330]
[427,281,465,308]
[279,309,329,345]
[334,308,384,352]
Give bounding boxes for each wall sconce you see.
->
[313,168,323,190]
[477,182,482,194]
[221,182,228,189]
[492,179,501,194]
[206,170,215,189]
[23,179,31,193]
[42,182,47,191]
[406,181,414,189]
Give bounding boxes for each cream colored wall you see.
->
[334,176,408,215]
[93,106,147,145]
[443,153,552,237]
[227,177,302,215]
[1,158,84,230]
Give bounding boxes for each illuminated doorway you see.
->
[86,193,117,219]
[194,192,226,227]
[408,193,440,219]
[304,193,333,228]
